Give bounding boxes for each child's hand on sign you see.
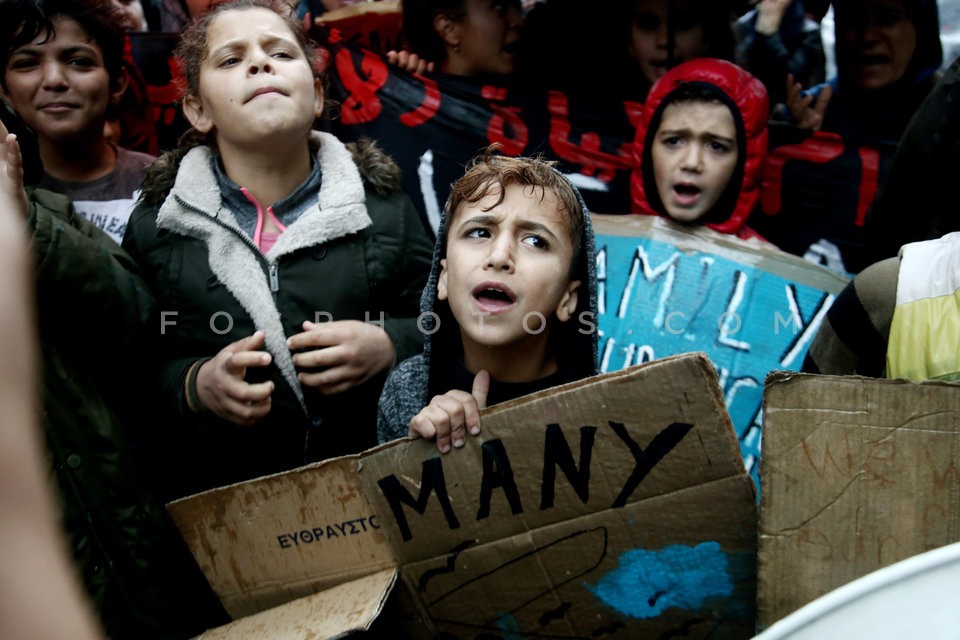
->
[408,370,489,453]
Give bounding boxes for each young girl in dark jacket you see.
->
[123,0,433,498]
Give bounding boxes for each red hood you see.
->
[630,58,770,236]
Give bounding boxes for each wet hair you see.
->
[400,0,467,64]
[175,0,321,99]
[0,0,127,92]
[428,144,594,399]
[642,81,746,227]
[444,143,585,272]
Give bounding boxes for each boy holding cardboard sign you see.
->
[377,145,599,452]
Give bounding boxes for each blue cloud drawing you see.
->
[587,541,733,619]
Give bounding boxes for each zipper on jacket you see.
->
[269,263,279,293]
[175,197,262,254]
[175,196,281,294]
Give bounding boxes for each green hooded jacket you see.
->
[29,186,228,639]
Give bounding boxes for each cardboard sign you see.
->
[593,215,849,486]
[753,541,960,640]
[195,569,397,639]
[168,455,397,618]
[758,372,960,629]
[168,352,758,638]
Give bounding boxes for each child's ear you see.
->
[109,67,130,107]
[437,259,449,301]
[434,12,459,49]
[182,94,214,134]
[555,279,582,323]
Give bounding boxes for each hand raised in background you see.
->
[0,117,104,640]
[755,0,794,35]
[385,49,435,75]
[785,73,832,131]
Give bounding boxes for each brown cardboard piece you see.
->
[194,569,397,639]
[758,371,960,629]
[169,352,758,638]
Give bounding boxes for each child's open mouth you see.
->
[672,183,702,207]
[472,283,517,313]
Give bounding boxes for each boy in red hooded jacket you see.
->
[631,58,770,241]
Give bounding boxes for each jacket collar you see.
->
[157,130,372,258]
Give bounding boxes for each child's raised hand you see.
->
[408,370,490,454]
[385,49,435,75]
[785,73,832,131]
[0,120,28,221]
[195,330,275,426]
[755,0,793,34]
[287,320,396,395]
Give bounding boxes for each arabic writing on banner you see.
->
[593,216,850,487]
[129,30,896,275]
[320,35,640,234]
[319,38,898,278]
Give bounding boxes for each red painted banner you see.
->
[128,29,896,274]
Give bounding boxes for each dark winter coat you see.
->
[864,55,960,265]
[30,186,228,639]
[123,132,433,498]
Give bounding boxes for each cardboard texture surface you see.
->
[758,372,960,629]
[168,456,397,618]
[170,352,758,638]
[195,569,396,639]
[592,214,849,485]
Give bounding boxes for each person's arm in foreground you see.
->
[0,124,103,640]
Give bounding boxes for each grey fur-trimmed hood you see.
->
[138,133,403,207]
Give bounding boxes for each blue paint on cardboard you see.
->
[596,232,846,490]
[587,542,733,619]
[495,612,523,639]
